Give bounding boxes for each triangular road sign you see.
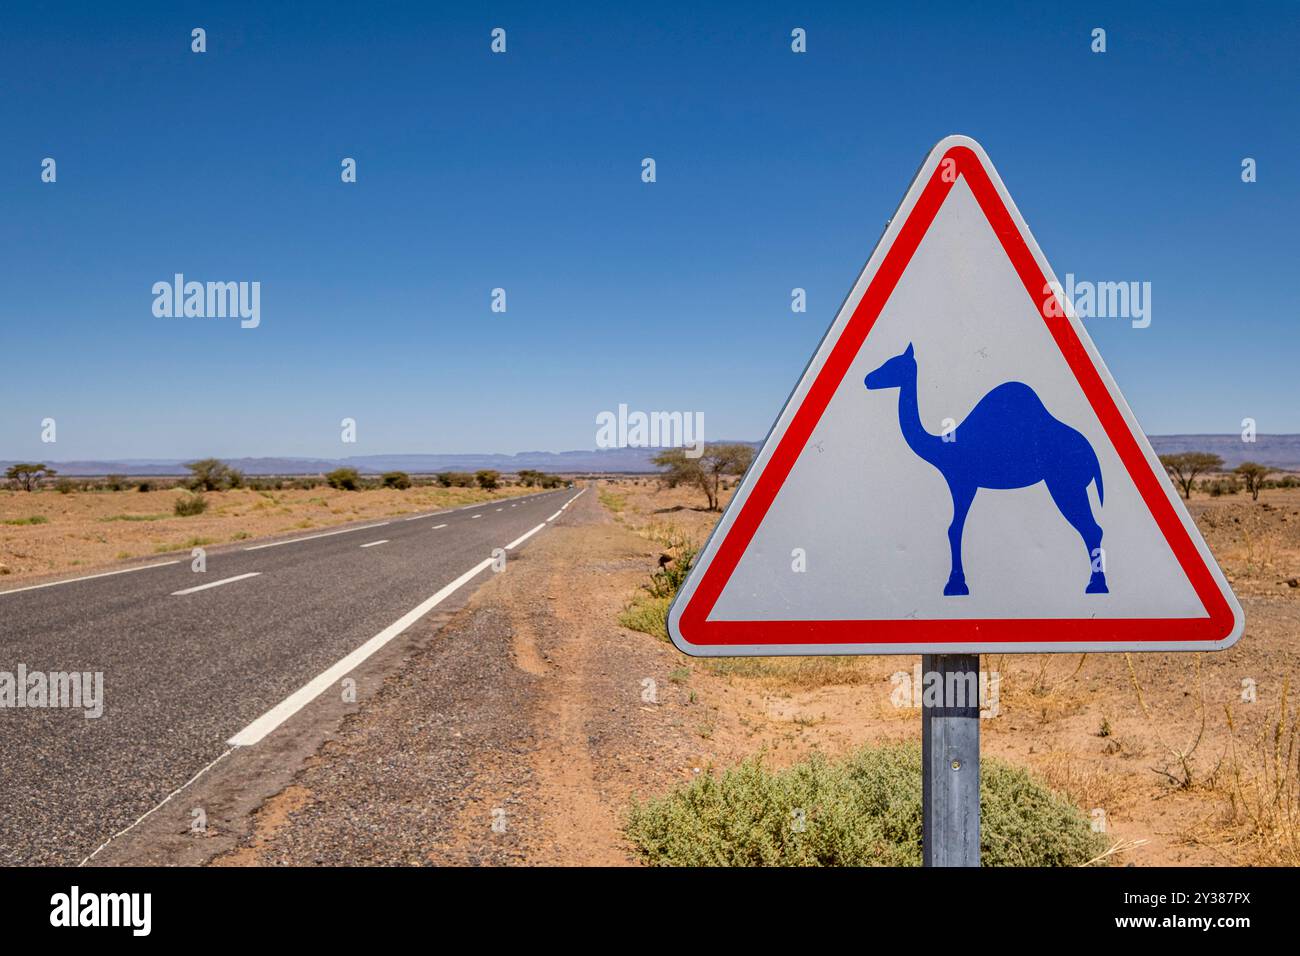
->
[669,135,1243,656]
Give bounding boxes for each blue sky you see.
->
[2,1,1296,460]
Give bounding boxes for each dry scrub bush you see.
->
[627,743,1107,867]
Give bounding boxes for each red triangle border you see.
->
[677,144,1237,648]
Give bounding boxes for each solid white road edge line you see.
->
[506,523,546,550]
[546,510,563,521]
[243,521,390,551]
[360,540,389,548]
[79,745,236,866]
[226,556,496,747]
[0,560,182,597]
[171,572,262,596]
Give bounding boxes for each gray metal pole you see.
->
[921,653,981,867]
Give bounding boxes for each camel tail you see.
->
[1092,453,1104,507]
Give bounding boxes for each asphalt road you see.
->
[0,487,582,865]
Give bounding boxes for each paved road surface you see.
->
[0,488,582,865]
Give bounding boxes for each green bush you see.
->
[325,467,361,491]
[627,743,1107,867]
[618,595,671,639]
[645,545,696,598]
[475,469,501,490]
[55,478,76,495]
[620,536,697,639]
[381,471,412,490]
[173,493,209,517]
[136,480,153,493]
[3,515,49,526]
[105,474,127,491]
[184,457,243,491]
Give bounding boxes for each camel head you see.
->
[864,343,916,390]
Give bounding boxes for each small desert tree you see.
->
[653,443,754,511]
[5,463,56,492]
[517,469,543,487]
[381,470,412,489]
[184,458,243,492]
[1159,452,1223,500]
[435,471,474,488]
[325,467,361,490]
[1234,462,1269,501]
[475,469,500,490]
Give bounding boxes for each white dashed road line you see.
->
[171,572,262,596]
[432,523,448,530]
[360,540,389,549]
[243,522,390,551]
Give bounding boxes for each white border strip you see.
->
[227,557,495,746]
[665,135,1244,657]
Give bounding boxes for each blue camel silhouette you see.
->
[865,343,1107,596]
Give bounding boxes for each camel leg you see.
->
[1046,478,1107,594]
[944,484,975,596]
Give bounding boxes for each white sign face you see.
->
[669,135,1243,657]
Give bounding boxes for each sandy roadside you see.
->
[0,483,540,586]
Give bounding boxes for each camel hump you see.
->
[986,380,1046,405]
[970,380,1052,420]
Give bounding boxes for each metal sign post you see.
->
[921,654,980,867]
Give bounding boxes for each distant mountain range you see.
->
[0,446,713,477]
[4,435,1298,476]
[1145,434,1300,471]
